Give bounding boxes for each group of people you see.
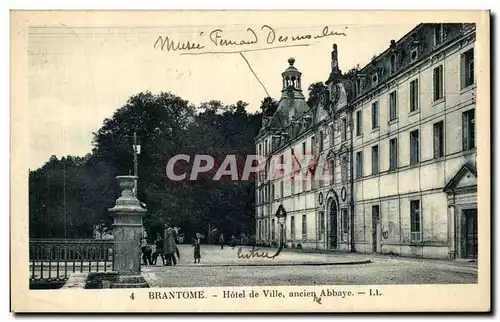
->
[141,224,180,266]
[141,224,204,265]
[141,225,240,266]
[218,233,238,249]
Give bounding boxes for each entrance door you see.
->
[279,224,285,247]
[372,205,380,253]
[329,201,338,249]
[463,209,478,259]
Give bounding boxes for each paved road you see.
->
[143,245,478,287]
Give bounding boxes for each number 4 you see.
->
[130,292,135,300]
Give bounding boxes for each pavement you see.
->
[141,245,478,287]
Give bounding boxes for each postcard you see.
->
[11,10,490,312]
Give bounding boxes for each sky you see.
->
[27,13,417,170]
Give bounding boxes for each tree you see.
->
[306,82,328,107]
[29,91,261,242]
[259,97,279,117]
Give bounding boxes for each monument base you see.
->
[111,274,149,289]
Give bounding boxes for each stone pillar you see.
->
[109,175,147,286]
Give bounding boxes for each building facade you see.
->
[255,23,477,259]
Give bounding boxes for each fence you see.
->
[29,238,114,282]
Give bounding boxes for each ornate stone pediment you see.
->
[443,163,477,193]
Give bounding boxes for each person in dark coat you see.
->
[141,236,152,265]
[192,237,201,263]
[153,233,165,265]
[219,233,225,250]
[163,224,177,266]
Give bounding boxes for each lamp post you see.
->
[133,132,141,196]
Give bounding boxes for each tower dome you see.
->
[281,57,302,91]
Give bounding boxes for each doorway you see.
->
[329,200,338,249]
[463,209,478,259]
[279,224,285,247]
[372,205,380,253]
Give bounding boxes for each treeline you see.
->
[29,92,262,241]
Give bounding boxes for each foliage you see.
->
[306,82,328,107]
[259,97,279,117]
[29,91,262,241]
[345,64,361,79]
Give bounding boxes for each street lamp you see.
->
[133,132,141,196]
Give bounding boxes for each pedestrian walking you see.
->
[141,236,152,265]
[192,237,201,263]
[230,235,237,248]
[218,233,225,250]
[163,223,177,266]
[153,233,165,265]
[175,244,180,263]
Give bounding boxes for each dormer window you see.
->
[390,54,397,74]
[411,48,419,62]
[372,74,378,85]
[434,24,444,46]
[356,78,362,94]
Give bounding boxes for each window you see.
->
[372,145,379,175]
[341,155,348,182]
[291,176,295,195]
[271,184,275,200]
[341,209,349,241]
[290,216,295,239]
[356,110,362,136]
[410,79,419,112]
[271,219,275,240]
[434,24,443,46]
[411,48,418,61]
[319,132,324,152]
[461,48,474,88]
[263,219,267,241]
[319,212,325,236]
[410,200,421,242]
[258,220,262,240]
[341,118,347,142]
[311,136,316,155]
[302,215,307,239]
[330,124,335,147]
[355,151,363,179]
[280,154,284,176]
[372,74,378,85]
[372,101,379,129]
[302,141,306,156]
[433,121,444,158]
[280,181,284,198]
[410,130,419,165]
[433,65,444,101]
[356,78,362,94]
[264,140,268,155]
[389,138,398,171]
[389,91,397,121]
[329,159,335,184]
[258,144,262,156]
[462,109,476,151]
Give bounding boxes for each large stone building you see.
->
[255,23,477,259]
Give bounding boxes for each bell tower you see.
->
[281,57,303,98]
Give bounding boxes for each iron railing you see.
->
[29,238,114,282]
